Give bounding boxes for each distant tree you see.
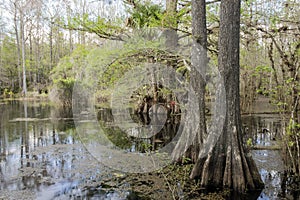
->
[11,0,22,90]
[12,0,40,96]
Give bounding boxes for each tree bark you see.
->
[164,0,178,110]
[13,1,22,91]
[190,0,208,154]
[20,10,27,96]
[190,0,264,193]
[172,0,207,162]
[165,0,178,50]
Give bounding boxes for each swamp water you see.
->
[0,100,298,199]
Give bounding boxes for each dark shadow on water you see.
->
[97,107,181,153]
[232,190,263,200]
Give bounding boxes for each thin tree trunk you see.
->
[14,2,22,91]
[165,0,178,49]
[164,0,178,110]
[20,11,27,96]
[81,0,86,45]
[29,29,35,85]
[190,0,208,153]
[49,21,53,69]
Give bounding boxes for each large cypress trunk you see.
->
[190,0,264,193]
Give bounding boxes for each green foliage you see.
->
[140,142,153,153]
[176,3,191,27]
[83,31,179,102]
[3,88,14,98]
[176,65,188,75]
[126,0,192,30]
[251,65,273,96]
[127,0,164,28]
[0,36,19,92]
[287,118,300,136]
[254,65,272,73]
[181,156,192,164]
[50,45,90,106]
[246,138,253,147]
[51,45,89,82]
[207,3,220,23]
[159,87,172,99]
[84,41,132,90]
[52,77,75,106]
[285,118,300,173]
[54,77,75,88]
[63,11,124,40]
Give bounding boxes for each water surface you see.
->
[0,100,298,199]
